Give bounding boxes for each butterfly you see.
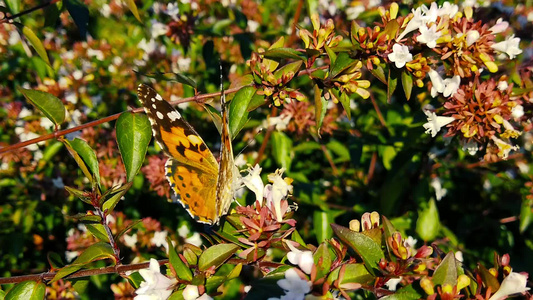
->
[137,84,240,225]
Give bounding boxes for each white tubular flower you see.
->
[124,233,138,248]
[385,277,402,291]
[488,272,530,300]
[397,3,438,40]
[135,259,177,300]
[286,241,314,275]
[266,169,293,222]
[182,285,199,300]
[164,3,180,20]
[428,69,445,97]
[242,164,265,203]
[462,140,479,155]
[267,268,311,300]
[491,136,519,159]
[150,20,169,38]
[491,35,523,59]
[417,24,441,48]
[466,30,480,46]
[489,18,509,34]
[442,75,460,97]
[437,2,459,18]
[423,111,455,138]
[430,177,447,201]
[512,105,524,119]
[388,44,413,68]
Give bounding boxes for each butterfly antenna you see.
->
[235,128,263,157]
[219,63,225,107]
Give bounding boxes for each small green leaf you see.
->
[476,264,500,293]
[168,237,193,281]
[85,224,109,242]
[380,284,424,300]
[313,243,332,279]
[273,60,303,81]
[65,0,89,38]
[63,140,94,186]
[315,85,326,137]
[263,48,304,61]
[401,71,413,100]
[330,52,357,78]
[51,242,115,282]
[271,131,293,172]
[18,87,65,125]
[314,211,334,243]
[519,198,532,233]
[331,224,385,276]
[369,64,387,84]
[116,112,151,182]
[66,138,100,187]
[432,252,458,287]
[125,0,141,22]
[102,182,132,213]
[338,92,352,120]
[416,199,440,242]
[5,281,46,300]
[198,244,239,271]
[326,140,350,163]
[387,69,398,103]
[229,86,256,138]
[140,72,197,89]
[324,45,337,65]
[4,0,19,14]
[381,145,397,170]
[22,26,50,66]
[115,219,141,241]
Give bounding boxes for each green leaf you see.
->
[330,52,357,78]
[124,0,141,22]
[229,86,255,138]
[140,72,197,89]
[476,264,500,293]
[387,69,398,103]
[432,252,458,287]
[314,85,326,137]
[115,219,141,241]
[401,71,413,100]
[324,45,337,65]
[168,237,193,281]
[198,244,239,271]
[338,92,352,120]
[262,48,304,61]
[381,145,397,170]
[85,224,109,242]
[519,198,532,233]
[313,243,332,279]
[380,284,424,300]
[314,211,334,243]
[102,182,132,213]
[52,242,115,282]
[369,64,387,84]
[4,0,19,14]
[326,140,350,163]
[116,112,151,182]
[5,281,46,300]
[273,60,303,82]
[44,2,61,28]
[66,138,100,187]
[22,26,50,66]
[65,0,89,38]
[18,87,65,125]
[416,199,440,242]
[271,131,293,172]
[327,263,373,287]
[331,224,384,276]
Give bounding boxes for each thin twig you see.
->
[0,0,59,24]
[369,91,387,128]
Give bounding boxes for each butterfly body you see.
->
[137,84,240,225]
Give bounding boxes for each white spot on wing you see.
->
[156,111,164,119]
[151,97,156,102]
[152,103,157,109]
[168,111,181,121]
[155,94,163,100]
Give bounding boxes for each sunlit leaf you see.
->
[116,112,151,182]
[18,87,65,125]
[22,26,51,66]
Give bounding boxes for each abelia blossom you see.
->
[388,44,413,68]
[135,259,176,300]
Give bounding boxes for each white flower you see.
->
[247,20,260,33]
[497,80,508,91]
[138,39,157,55]
[87,48,104,60]
[346,5,365,20]
[489,18,509,34]
[491,35,522,59]
[264,115,292,132]
[124,233,138,248]
[151,231,168,248]
[242,164,264,203]
[491,136,519,159]
[268,268,311,300]
[437,2,459,18]
[177,224,190,238]
[455,251,464,262]
[266,169,293,222]
[388,44,413,68]
[488,272,530,300]
[397,3,438,40]
[177,57,191,72]
[64,91,78,104]
[512,105,524,119]
[404,236,418,248]
[40,117,54,130]
[385,277,402,291]
[462,140,479,155]
[286,241,314,275]
[151,20,169,38]
[65,251,79,262]
[14,127,43,151]
[185,232,202,247]
[423,111,455,138]
[135,259,177,300]
[417,24,441,48]
[465,30,480,46]
[182,285,199,300]
[430,177,447,201]
[165,3,180,20]
[428,70,460,97]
